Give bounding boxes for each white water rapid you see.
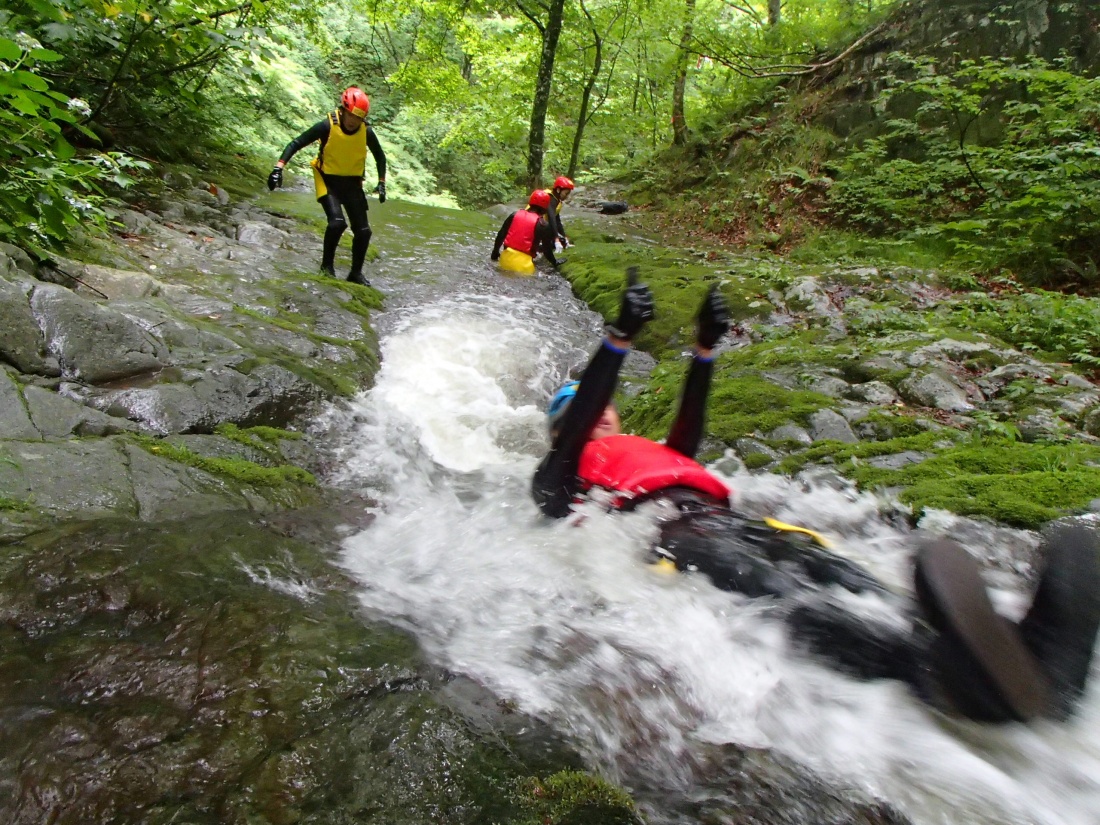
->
[334,276,1100,825]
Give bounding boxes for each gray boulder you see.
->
[899,370,974,412]
[0,371,41,439]
[237,221,290,248]
[0,276,58,375]
[23,384,140,438]
[30,283,167,383]
[68,364,320,435]
[808,409,859,443]
[768,424,813,446]
[848,380,900,405]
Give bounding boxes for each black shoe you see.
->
[319,264,336,278]
[914,538,1050,722]
[1018,522,1100,719]
[347,271,370,286]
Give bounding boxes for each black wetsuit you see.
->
[548,193,568,245]
[532,339,1100,722]
[532,341,884,596]
[279,118,386,277]
[492,211,561,268]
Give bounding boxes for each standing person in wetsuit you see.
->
[267,87,386,286]
[533,267,1100,725]
[491,190,561,275]
[548,176,574,249]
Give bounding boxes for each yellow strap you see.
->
[650,557,679,574]
[764,517,833,548]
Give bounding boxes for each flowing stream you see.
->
[330,202,1100,825]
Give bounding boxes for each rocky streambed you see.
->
[2,167,1099,824]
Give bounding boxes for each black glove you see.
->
[377,180,386,203]
[267,166,283,191]
[491,250,500,261]
[696,284,731,349]
[607,266,654,340]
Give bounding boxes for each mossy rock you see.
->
[845,440,1100,528]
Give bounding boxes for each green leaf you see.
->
[14,71,50,92]
[0,38,20,62]
[54,136,75,160]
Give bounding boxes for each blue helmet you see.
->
[547,381,579,428]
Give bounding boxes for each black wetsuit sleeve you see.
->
[665,355,713,459]
[532,341,626,518]
[550,198,568,241]
[367,126,387,181]
[278,119,330,165]
[492,213,514,258]
[537,220,559,267]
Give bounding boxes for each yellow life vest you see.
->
[315,110,367,177]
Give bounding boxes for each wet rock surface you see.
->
[0,173,381,539]
[0,513,594,825]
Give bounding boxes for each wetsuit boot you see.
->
[347,270,370,286]
[914,538,1050,722]
[319,263,337,278]
[1017,522,1100,719]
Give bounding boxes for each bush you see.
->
[828,55,1100,286]
[0,32,145,255]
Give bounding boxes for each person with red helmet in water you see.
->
[267,86,386,287]
[548,175,574,249]
[490,189,562,275]
[534,267,1100,725]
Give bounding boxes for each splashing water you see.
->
[335,285,1100,825]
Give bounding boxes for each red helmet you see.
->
[528,189,552,209]
[553,176,575,191]
[340,87,370,118]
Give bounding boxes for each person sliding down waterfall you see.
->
[533,267,1100,724]
[267,86,386,287]
[491,190,562,276]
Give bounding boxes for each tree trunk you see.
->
[671,0,695,146]
[568,0,603,179]
[526,0,567,189]
[768,0,781,27]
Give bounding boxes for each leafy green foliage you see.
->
[0,31,146,254]
[828,55,1100,284]
[946,288,1100,367]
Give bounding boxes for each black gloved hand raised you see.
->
[377,180,386,203]
[696,283,731,349]
[607,266,654,340]
[267,166,283,191]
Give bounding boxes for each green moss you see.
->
[213,423,303,461]
[513,770,638,825]
[563,232,772,360]
[777,429,952,475]
[300,273,384,317]
[743,452,776,470]
[845,441,1100,528]
[707,374,834,443]
[719,331,854,372]
[132,435,316,490]
[0,496,31,512]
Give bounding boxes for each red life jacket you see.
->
[503,210,540,256]
[576,434,731,506]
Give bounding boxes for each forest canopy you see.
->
[2,0,1097,285]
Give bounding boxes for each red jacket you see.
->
[502,209,540,256]
[577,434,731,506]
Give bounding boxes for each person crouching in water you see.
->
[267,86,386,286]
[533,267,1100,724]
[491,189,562,275]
